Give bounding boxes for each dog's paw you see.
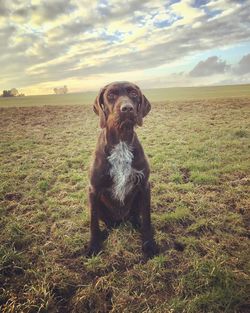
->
[86,242,102,257]
[142,240,159,258]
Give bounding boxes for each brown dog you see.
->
[87,81,158,258]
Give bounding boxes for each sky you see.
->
[0,0,250,95]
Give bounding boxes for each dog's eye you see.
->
[107,92,117,100]
[129,91,138,98]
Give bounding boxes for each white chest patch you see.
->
[107,141,144,204]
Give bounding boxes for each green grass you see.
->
[170,256,248,313]
[0,84,250,107]
[0,92,249,312]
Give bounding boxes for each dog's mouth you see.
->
[119,119,134,131]
[109,111,137,132]
[117,111,136,126]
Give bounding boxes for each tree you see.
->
[2,90,13,97]
[10,88,18,96]
[2,88,20,97]
[53,85,68,94]
[63,85,68,94]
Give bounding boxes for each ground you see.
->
[0,89,249,312]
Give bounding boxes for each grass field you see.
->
[0,86,249,312]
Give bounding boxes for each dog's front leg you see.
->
[87,186,103,256]
[140,183,159,258]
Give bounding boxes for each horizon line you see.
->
[2,83,249,97]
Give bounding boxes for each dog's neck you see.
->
[105,117,135,147]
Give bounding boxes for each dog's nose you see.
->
[120,102,134,112]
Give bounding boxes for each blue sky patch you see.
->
[204,7,222,19]
[192,0,210,8]
[101,31,124,43]
[154,13,182,28]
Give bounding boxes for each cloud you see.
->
[0,0,250,94]
[19,0,78,22]
[96,0,148,20]
[50,20,93,40]
[0,0,9,16]
[39,0,77,20]
[234,53,250,75]
[189,56,229,76]
[171,0,205,26]
[0,25,17,43]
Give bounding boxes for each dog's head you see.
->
[93,81,151,129]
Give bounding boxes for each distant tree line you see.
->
[2,88,25,97]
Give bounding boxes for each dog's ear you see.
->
[93,88,107,128]
[137,91,151,127]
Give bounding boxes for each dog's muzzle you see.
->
[119,103,136,126]
[120,102,134,113]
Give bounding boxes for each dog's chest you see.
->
[107,142,143,203]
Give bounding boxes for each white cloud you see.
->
[171,0,205,26]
